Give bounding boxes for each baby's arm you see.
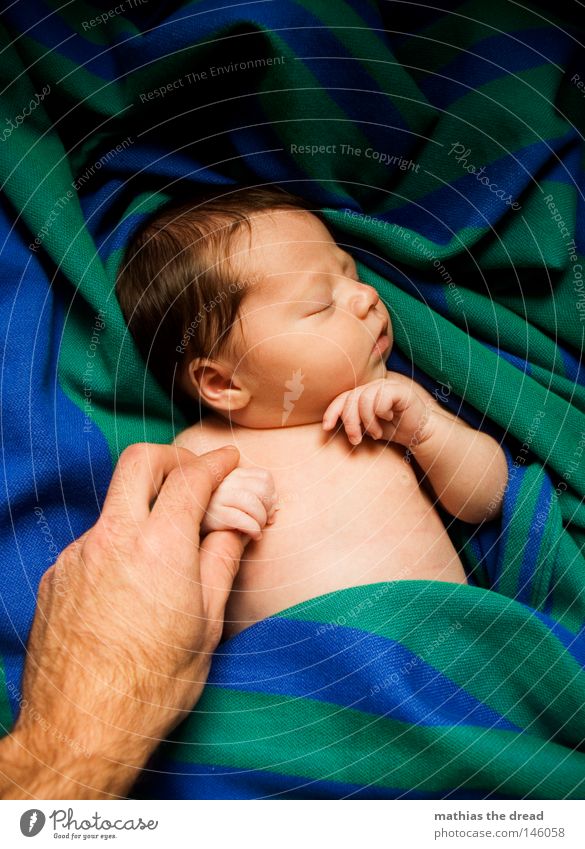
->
[406,387,508,524]
[323,373,508,524]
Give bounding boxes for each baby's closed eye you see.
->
[308,302,333,315]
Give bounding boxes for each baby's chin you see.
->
[366,345,391,380]
[371,358,389,381]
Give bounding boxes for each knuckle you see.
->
[250,467,272,485]
[38,566,54,593]
[168,463,210,495]
[164,466,187,489]
[118,442,151,467]
[236,488,257,509]
[82,526,114,565]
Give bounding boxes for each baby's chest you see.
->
[262,441,440,558]
[274,444,418,515]
[175,423,434,537]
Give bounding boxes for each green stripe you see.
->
[397,0,551,78]
[546,530,585,634]
[448,66,568,149]
[0,660,13,736]
[293,0,433,135]
[270,582,585,736]
[256,32,380,202]
[18,34,129,116]
[168,686,585,797]
[354,265,585,501]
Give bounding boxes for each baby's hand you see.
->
[322,376,433,449]
[201,466,278,542]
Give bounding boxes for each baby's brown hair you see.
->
[115,185,311,407]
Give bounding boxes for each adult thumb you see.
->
[199,528,245,623]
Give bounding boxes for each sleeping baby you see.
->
[116,186,508,640]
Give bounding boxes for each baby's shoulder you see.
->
[172,417,232,454]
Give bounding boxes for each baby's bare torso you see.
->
[176,416,467,639]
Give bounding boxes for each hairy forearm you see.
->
[0,658,210,800]
[411,408,508,523]
[0,721,148,799]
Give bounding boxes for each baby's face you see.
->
[228,209,392,425]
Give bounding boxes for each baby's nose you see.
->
[351,283,379,316]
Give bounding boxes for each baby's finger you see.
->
[340,391,363,445]
[232,471,278,511]
[214,506,263,541]
[358,392,383,439]
[233,489,270,529]
[322,391,351,430]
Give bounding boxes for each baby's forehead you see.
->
[239,255,353,313]
[239,272,289,304]
[230,209,352,302]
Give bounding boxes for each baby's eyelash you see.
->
[311,302,333,315]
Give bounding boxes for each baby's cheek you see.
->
[323,345,364,389]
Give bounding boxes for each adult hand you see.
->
[0,443,244,799]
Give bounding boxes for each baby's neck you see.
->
[205,410,324,435]
[202,412,331,444]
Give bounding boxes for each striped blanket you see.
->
[1,0,584,799]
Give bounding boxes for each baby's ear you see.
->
[185,357,223,396]
[186,357,250,413]
[184,357,204,394]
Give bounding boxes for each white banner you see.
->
[0,799,583,848]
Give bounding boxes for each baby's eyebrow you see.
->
[284,251,355,304]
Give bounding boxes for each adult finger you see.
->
[99,443,192,526]
[145,445,240,570]
[199,529,246,630]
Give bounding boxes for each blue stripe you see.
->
[481,342,531,377]
[0,199,112,717]
[493,443,523,594]
[210,618,519,731]
[470,520,504,589]
[132,760,506,800]
[557,344,583,385]
[516,475,552,605]
[532,613,585,668]
[421,28,572,110]
[382,136,575,243]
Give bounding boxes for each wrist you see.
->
[0,725,108,799]
[401,403,437,454]
[0,706,153,799]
